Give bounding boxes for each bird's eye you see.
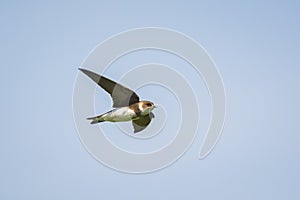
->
[146,103,152,107]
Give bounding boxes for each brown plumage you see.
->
[79,68,156,133]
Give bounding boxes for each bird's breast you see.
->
[106,107,136,122]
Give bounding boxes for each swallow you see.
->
[79,68,156,133]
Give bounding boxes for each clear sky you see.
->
[1,1,300,199]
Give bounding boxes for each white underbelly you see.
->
[103,107,135,122]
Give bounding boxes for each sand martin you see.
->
[79,68,156,133]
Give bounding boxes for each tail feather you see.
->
[87,115,105,124]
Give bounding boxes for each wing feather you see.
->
[79,68,140,107]
[132,112,154,133]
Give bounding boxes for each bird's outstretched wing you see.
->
[79,68,140,107]
[132,112,155,133]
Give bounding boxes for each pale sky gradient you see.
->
[1,1,300,199]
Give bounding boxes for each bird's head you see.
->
[139,101,156,115]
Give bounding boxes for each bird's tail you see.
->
[87,115,105,124]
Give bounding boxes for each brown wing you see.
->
[132,112,155,133]
[79,68,140,107]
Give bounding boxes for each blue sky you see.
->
[1,1,300,199]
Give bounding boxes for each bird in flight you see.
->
[79,68,156,133]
